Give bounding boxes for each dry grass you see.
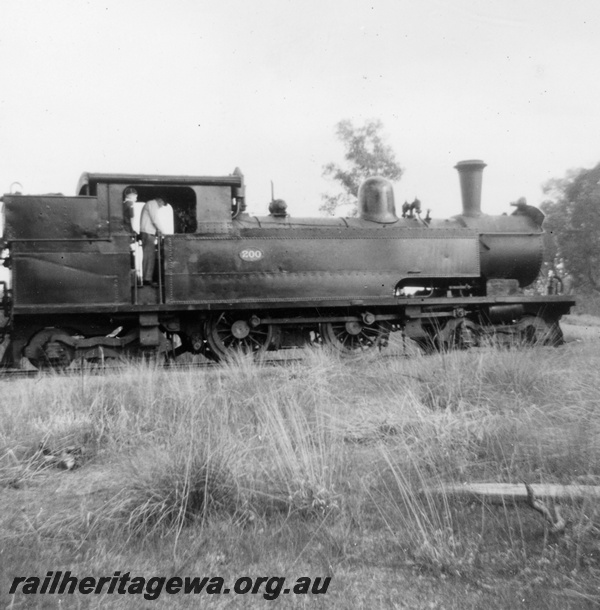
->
[2,335,600,607]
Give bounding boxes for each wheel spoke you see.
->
[205,314,274,361]
[249,336,263,348]
[319,320,386,356]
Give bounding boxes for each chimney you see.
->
[455,160,486,217]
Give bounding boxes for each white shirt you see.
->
[156,203,174,235]
[140,200,174,235]
[130,200,145,234]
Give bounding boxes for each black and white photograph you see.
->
[1,1,600,608]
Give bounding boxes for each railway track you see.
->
[0,344,420,380]
[0,354,322,380]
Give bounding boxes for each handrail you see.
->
[157,234,163,304]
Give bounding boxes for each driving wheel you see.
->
[319,321,387,355]
[205,313,275,360]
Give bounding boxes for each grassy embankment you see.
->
[1,318,600,608]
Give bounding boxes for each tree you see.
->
[320,119,403,216]
[540,162,600,291]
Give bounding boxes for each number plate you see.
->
[239,248,263,261]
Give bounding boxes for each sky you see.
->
[1,0,600,219]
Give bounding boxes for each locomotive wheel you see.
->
[515,316,564,346]
[24,328,75,370]
[319,321,387,355]
[205,313,275,360]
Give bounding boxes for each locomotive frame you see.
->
[0,160,575,368]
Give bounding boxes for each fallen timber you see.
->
[426,482,600,533]
[428,482,600,505]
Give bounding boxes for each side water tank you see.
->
[358,177,398,224]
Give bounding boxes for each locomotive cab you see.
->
[77,170,244,232]
[75,171,246,299]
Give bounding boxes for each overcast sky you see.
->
[1,0,599,218]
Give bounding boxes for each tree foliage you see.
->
[540,162,600,291]
[320,119,403,215]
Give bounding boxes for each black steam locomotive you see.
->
[0,160,575,367]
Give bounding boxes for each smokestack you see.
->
[455,160,486,217]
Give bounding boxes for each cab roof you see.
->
[76,172,243,195]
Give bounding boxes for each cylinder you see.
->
[455,160,486,217]
[488,304,525,324]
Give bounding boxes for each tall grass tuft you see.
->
[249,391,343,518]
[103,441,241,539]
[375,446,480,576]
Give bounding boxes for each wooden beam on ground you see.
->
[425,483,600,505]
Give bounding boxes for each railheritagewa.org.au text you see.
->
[9,571,332,601]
